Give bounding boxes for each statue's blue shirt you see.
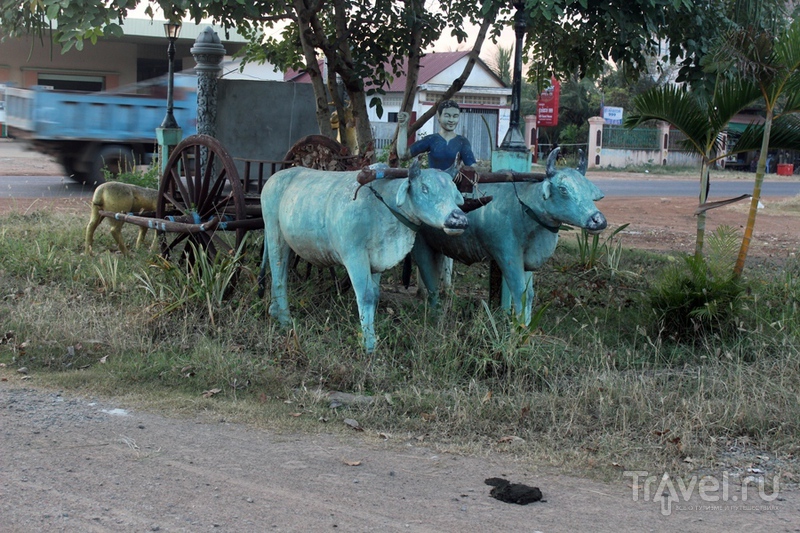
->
[410,134,476,170]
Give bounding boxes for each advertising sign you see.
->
[603,106,624,125]
[536,77,561,127]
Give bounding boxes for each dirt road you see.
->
[2,379,798,532]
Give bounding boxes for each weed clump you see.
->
[648,226,745,341]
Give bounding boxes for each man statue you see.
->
[395,100,476,171]
[394,100,479,291]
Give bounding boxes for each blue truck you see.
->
[5,73,197,186]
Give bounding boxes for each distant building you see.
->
[0,19,280,91]
[286,51,512,161]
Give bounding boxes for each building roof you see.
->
[727,112,765,133]
[284,51,505,91]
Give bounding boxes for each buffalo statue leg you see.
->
[264,226,293,327]
[498,259,534,325]
[342,257,382,353]
[411,235,444,309]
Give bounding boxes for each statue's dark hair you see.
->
[437,100,460,114]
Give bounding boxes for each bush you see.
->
[102,158,160,189]
[648,226,745,341]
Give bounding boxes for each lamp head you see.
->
[164,22,182,41]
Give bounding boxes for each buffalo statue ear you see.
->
[444,162,459,179]
[396,179,410,207]
[546,148,560,178]
[542,178,552,200]
[591,182,605,201]
[577,149,587,175]
[408,159,421,181]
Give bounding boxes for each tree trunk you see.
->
[295,6,334,138]
[295,1,335,139]
[322,0,370,157]
[695,160,710,259]
[405,3,499,137]
[733,108,774,277]
[389,0,426,164]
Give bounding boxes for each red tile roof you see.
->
[284,51,502,91]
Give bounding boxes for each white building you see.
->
[286,51,512,161]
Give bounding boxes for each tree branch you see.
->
[405,1,499,137]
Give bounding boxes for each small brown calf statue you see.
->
[85,182,159,255]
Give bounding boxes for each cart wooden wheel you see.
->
[156,134,247,260]
[283,134,367,171]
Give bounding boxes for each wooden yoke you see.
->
[355,167,548,213]
[356,167,548,186]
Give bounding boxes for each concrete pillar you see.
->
[588,116,605,168]
[191,27,226,138]
[524,115,537,161]
[658,121,670,166]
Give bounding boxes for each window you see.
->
[428,94,504,106]
[37,74,104,92]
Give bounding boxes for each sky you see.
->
[132,4,517,65]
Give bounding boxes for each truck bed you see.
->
[5,80,197,141]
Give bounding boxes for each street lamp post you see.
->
[490,0,532,311]
[161,22,182,129]
[157,21,183,173]
[499,0,528,152]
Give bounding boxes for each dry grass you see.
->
[1,209,799,487]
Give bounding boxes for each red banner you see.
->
[536,77,561,127]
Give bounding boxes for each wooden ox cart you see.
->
[97,133,549,260]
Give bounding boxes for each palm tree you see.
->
[624,80,761,259]
[710,19,800,276]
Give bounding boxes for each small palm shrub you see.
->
[649,225,745,341]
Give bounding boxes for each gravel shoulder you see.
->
[2,376,799,532]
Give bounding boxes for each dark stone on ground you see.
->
[485,477,543,505]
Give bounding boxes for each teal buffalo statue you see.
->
[413,148,607,325]
[259,161,468,353]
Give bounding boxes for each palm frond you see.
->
[625,86,709,154]
[732,114,800,152]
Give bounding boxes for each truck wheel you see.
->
[57,154,91,184]
[85,145,136,188]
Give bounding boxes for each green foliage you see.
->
[648,226,746,340]
[488,44,512,84]
[135,239,248,326]
[703,18,800,276]
[625,77,766,257]
[523,0,725,84]
[102,162,160,189]
[573,224,629,272]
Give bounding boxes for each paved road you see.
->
[0,175,93,198]
[2,175,800,200]
[589,177,800,198]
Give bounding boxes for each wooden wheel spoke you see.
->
[199,149,215,205]
[168,164,191,206]
[181,149,195,203]
[202,195,235,219]
[198,167,228,215]
[210,232,233,255]
[161,191,187,216]
[195,233,217,258]
[162,231,189,255]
